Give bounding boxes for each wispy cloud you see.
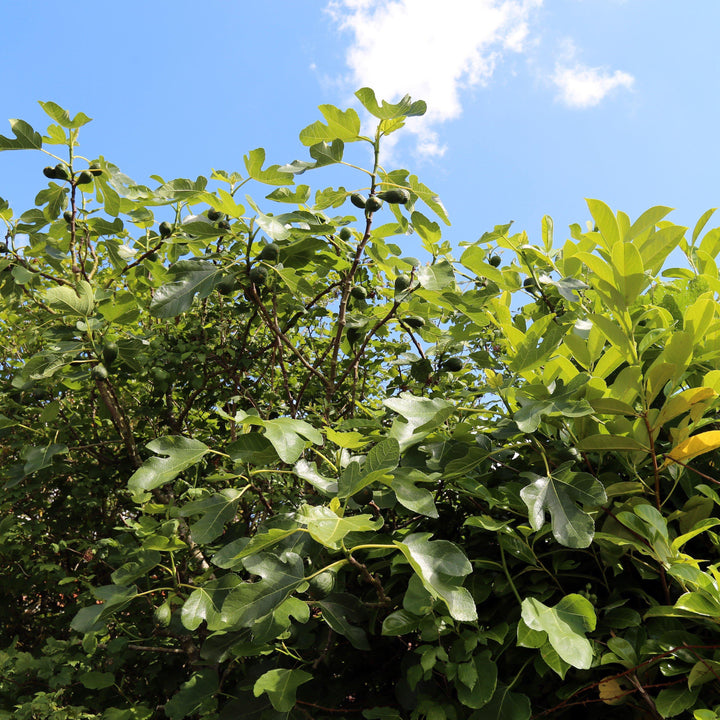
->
[551,41,634,108]
[325,0,542,156]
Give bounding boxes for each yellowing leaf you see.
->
[663,431,720,468]
[598,677,627,705]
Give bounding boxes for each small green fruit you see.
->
[347,327,364,345]
[365,195,383,213]
[43,166,56,179]
[102,342,119,367]
[338,227,352,241]
[91,364,108,381]
[249,266,268,285]
[259,243,279,263]
[395,274,411,293]
[207,208,223,221]
[308,571,336,599]
[377,188,410,204]
[442,357,464,372]
[63,210,74,224]
[350,285,367,301]
[350,193,367,209]
[216,276,236,295]
[218,219,231,231]
[159,221,173,238]
[0,243,8,253]
[489,255,501,267]
[75,170,93,185]
[352,487,373,506]
[404,315,426,329]
[44,164,70,181]
[88,163,103,177]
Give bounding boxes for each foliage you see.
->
[2,89,720,719]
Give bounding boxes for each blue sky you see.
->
[2,1,719,259]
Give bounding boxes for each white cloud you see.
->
[551,42,634,108]
[325,0,543,157]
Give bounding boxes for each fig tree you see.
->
[350,193,367,209]
[395,274,411,293]
[377,188,410,204]
[259,243,279,263]
[410,358,432,382]
[249,265,268,285]
[159,221,173,238]
[365,195,383,213]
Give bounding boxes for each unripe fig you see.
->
[249,265,268,285]
[395,274,411,293]
[404,315,425,329]
[350,285,367,301]
[350,193,367,209]
[442,357,464,372]
[218,219,231,231]
[352,487,373,506]
[216,276,236,295]
[259,243,279,263]
[0,243,9,253]
[63,210,74,224]
[43,166,56,179]
[365,195,383,213]
[338,227,352,241]
[377,188,410,204]
[88,163,103,177]
[91,363,108,381]
[347,327,364,345]
[75,171,93,185]
[102,341,119,367]
[489,255,501,267]
[159,221,173,238]
[308,571,336,599]
[207,208,223,221]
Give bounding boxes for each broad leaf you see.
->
[149,260,224,317]
[128,436,210,492]
[253,668,312,713]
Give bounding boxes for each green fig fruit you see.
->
[207,208,223,221]
[352,487,373,506]
[218,219,231,231]
[350,193,367,209]
[404,315,426,329]
[63,210,74,224]
[75,170,93,185]
[365,195,383,213]
[102,341,119,367]
[395,274,411,293]
[350,285,367,301]
[489,255,501,267]
[0,243,8,253]
[43,166,56,179]
[216,276,236,295]
[91,363,108,381]
[442,357,464,372]
[249,266,268,285]
[159,221,173,238]
[308,570,336,599]
[347,327,364,345]
[259,243,279,263]
[88,163,103,177]
[338,226,352,241]
[377,188,410,204]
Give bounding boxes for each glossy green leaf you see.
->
[244,147,294,185]
[395,533,477,622]
[180,489,244,544]
[149,260,224,317]
[475,684,531,720]
[39,101,92,129]
[164,669,218,720]
[521,594,596,668]
[299,104,361,146]
[654,687,699,718]
[456,651,497,709]
[253,668,312,712]
[181,575,242,631]
[45,280,94,316]
[355,88,426,119]
[520,472,607,548]
[318,594,370,649]
[128,436,210,492]
[298,504,382,549]
[0,118,43,150]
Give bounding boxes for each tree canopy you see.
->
[2,90,720,720]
